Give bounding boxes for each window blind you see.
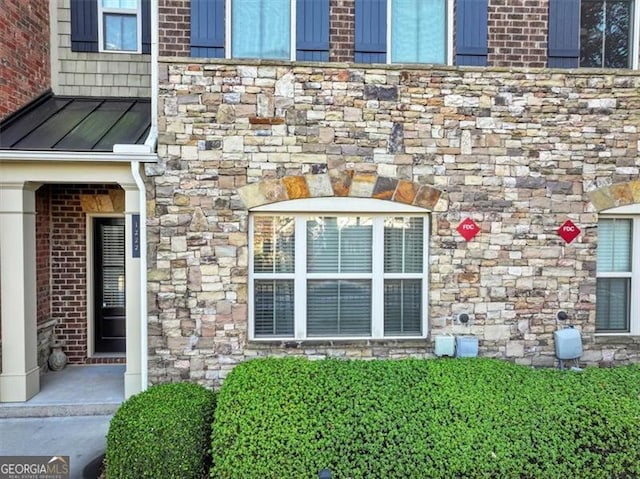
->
[307,217,372,273]
[596,278,630,331]
[232,0,290,59]
[391,0,446,64]
[307,280,372,336]
[597,218,631,272]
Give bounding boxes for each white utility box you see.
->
[434,336,456,357]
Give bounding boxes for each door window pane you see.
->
[101,224,125,308]
[596,278,630,331]
[232,0,290,59]
[392,0,446,63]
[307,280,372,336]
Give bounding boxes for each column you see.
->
[0,182,40,402]
[122,184,142,399]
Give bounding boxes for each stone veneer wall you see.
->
[151,58,640,387]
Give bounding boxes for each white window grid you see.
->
[596,214,640,335]
[248,210,430,341]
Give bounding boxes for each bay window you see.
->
[250,208,429,340]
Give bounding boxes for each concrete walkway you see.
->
[0,365,125,479]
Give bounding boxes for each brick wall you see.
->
[36,185,51,326]
[0,0,50,119]
[48,184,122,363]
[487,0,548,67]
[50,185,89,363]
[159,0,552,68]
[330,0,355,62]
[35,186,54,370]
[159,0,190,57]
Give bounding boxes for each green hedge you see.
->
[211,358,640,479]
[106,382,215,479]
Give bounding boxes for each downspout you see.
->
[134,0,159,392]
[131,160,148,392]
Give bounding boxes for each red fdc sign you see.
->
[457,218,480,242]
[558,219,581,244]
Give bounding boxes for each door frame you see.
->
[86,212,127,358]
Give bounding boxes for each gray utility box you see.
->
[455,336,479,358]
[554,327,582,360]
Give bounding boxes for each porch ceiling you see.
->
[0,92,151,152]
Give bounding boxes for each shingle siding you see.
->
[56,0,150,97]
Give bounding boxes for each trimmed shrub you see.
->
[106,382,215,479]
[210,358,640,479]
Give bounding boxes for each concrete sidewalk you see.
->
[0,365,124,478]
[0,415,111,479]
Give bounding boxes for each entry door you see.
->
[94,217,126,353]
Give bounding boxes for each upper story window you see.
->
[248,199,430,341]
[190,0,329,60]
[355,0,453,64]
[548,0,639,68]
[70,0,150,54]
[99,0,142,52]
[354,0,487,66]
[581,0,632,67]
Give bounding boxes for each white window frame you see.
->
[596,205,640,335]
[248,198,430,341]
[98,0,142,54]
[225,0,297,61]
[385,0,454,65]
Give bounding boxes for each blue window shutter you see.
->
[355,0,387,63]
[142,0,151,54]
[456,0,488,66]
[191,0,225,58]
[71,0,98,52]
[296,0,329,61]
[548,0,580,67]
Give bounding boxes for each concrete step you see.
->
[0,365,124,419]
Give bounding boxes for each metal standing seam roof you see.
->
[0,92,151,152]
